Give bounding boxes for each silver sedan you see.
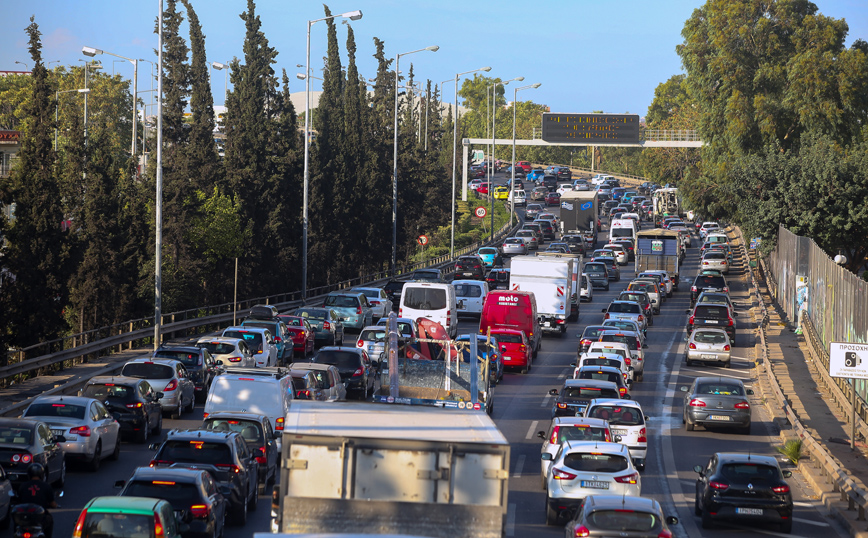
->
[701,251,730,274]
[514,231,538,250]
[686,328,732,367]
[22,395,121,471]
[502,237,529,256]
[682,377,752,434]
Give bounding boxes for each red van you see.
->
[479,291,540,358]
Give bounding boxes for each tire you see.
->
[187,394,196,414]
[233,496,248,526]
[170,406,181,420]
[740,423,752,435]
[0,502,9,530]
[545,496,559,526]
[153,413,163,436]
[686,357,693,367]
[701,508,714,529]
[88,441,102,472]
[521,367,528,374]
[780,519,792,534]
[722,361,731,369]
[686,417,695,431]
[604,284,610,291]
[110,435,121,461]
[136,424,149,444]
[249,482,258,511]
[53,459,66,489]
[694,493,702,516]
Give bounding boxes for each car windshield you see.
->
[608,303,640,314]
[694,331,728,344]
[721,463,780,482]
[122,363,174,380]
[123,480,200,505]
[403,287,447,310]
[325,295,360,308]
[697,383,743,396]
[588,406,644,426]
[563,453,629,473]
[203,419,264,443]
[83,513,154,538]
[153,350,199,367]
[198,342,237,355]
[25,403,86,419]
[159,440,232,465]
[296,308,327,321]
[313,350,361,369]
[587,510,657,532]
[82,384,136,403]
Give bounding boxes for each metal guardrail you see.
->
[739,226,868,523]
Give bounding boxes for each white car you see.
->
[543,441,641,525]
[699,221,721,240]
[579,273,593,302]
[598,330,646,373]
[556,184,572,196]
[603,243,628,266]
[585,398,648,471]
[508,189,527,206]
[196,336,256,367]
[221,326,278,367]
[469,179,482,191]
[639,270,673,296]
[350,287,393,320]
[583,342,636,375]
[573,353,633,385]
[572,180,591,191]
[536,417,615,488]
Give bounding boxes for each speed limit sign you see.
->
[417,235,429,246]
[474,206,487,218]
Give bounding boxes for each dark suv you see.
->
[116,467,229,535]
[485,268,511,290]
[687,303,738,340]
[549,379,620,418]
[201,412,278,491]
[555,166,572,180]
[382,279,406,308]
[149,429,259,525]
[409,268,445,283]
[534,220,556,241]
[311,347,380,399]
[561,234,586,256]
[690,274,730,305]
[153,345,222,403]
[454,255,485,280]
[80,375,163,443]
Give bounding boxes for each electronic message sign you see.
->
[542,113,641,144]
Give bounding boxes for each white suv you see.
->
[536,417,615,488]
[585,398,648,472]
[221,326,277,368]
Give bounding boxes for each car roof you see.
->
[85,496,164,513]
[375,317,416,325]
[564,379,619,388]
[224,325,269,334]
[585,495,660,512]
[588,398,644,410]
[29,395,95,406]
[694,376,745,385]
[129,466,206,482]
[88,375,147,386]
[166,428,240,442]
[691,327,730,335]
[202,411,268,422]
[156,345,200,353]
[600,329,640,338]
[126,358,182,367]
[317,346,365,355]
[291,363,338,373]
[715,452,779,466]
[552,416,611,428]
[197,336,243,344]
[577,365,622,375]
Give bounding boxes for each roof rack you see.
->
[222,366,286,379]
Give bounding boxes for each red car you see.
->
[545,191,561,206]
[477,182,491,195]
[490,329,532,373]
[515,161,532,173]
[276,315,315,359]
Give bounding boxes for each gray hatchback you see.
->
[682,377,752,434]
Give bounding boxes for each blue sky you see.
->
[2,0,866,117]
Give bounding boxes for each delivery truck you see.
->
[635,228,681,286]
[560,190,599,245]
[509,255,573,335]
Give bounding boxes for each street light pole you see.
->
[511,83,541,227]
[210,62,229,105]
[303,10,363,299]
[449,66,491,258]
[82,46,139,159]
[392,45,439,276]
[487,77,524,240]
[155,0,164,349]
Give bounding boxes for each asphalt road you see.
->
[49,169,845,538]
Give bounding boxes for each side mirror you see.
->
[645,415,650,420]
[665,516,679,525]
[216,359,225,366]
[693,465,704,474]
[733,312,739,317]
[601,308,607,312]
[643,344,648,349]
[113,480,125,489]
[537,431,546,440]
[569,362,576,367]
[782,470,793,478]
[746,388,754,396]
[684,309,690,314]
[219,485,233,497]
[540,453,554,461]
[679,386,689,392]
[549,389,559,396]
[273,431,281,440]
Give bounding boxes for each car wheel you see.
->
[604,284,610,291]
[544,495,559,526]
[249,482,258,511]
[53,459,66,489]
[694,493,702,516]
[110,435,121,461]
[170,406,181,420]
[89,441,102,472]
[722,360,730,368]
[136,424,149,444]
[153,413,163,436]
[686,357,693,366]
[0,501,10,530]
[188,394,197,413]
[233,496,248,526]
[701,507,714,529]
[685,416,695,431]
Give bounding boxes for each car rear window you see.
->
[695,276,726,288]
[587,510,657,532]
[123,480,200,505]
[296,309,327,321]
[83,513,153,538]
[160,440,232,465]
[694,330,728,344]
[290,376,310,392]
[563,453,629,472]
[581,327,608,340]
[313,350,362,369]
[704,251,726,260]
[629,282,654,293]
[582,358,622,369]
[154,350,199,367]
[359,329,387,342]
[555,425,608,443]
[325,295,360,308]
[721,463,781,481]
[223,330,264,349]
[619,293,646,304]
[493,332,522,344]
[203,419,264,443]
[585,264,605,274]
[453,283,483,298]
[0,426,33,445]
[564,386,619,398]
[578,370,621,384]
[694,305,729,318]
[25,403,86,420]
[588,405,644,426]
[610,228,633,239]
[600,334,638,348]
[608,303,640,314]
[82,384,136,403]
[696,383,743,396]
[198,342,237,355]
[122,363,174,380]
[403,287,447,310]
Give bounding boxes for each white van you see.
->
[399,282,458,338]
[452,280,489,318]
[509,189,526,206]
[203,368,293,447]
[609,218,638,244]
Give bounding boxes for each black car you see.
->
[694,452,793,533]
[561,235,586,256]
[555,167,572,180]
[594,257,621,281]
[602,200,619,214]
[577,325,611,355]
[0,418,65,489]
[596,192,612,204]
[690,274,730,304]
[542,175,558,191]
[153,345,222,403]
[534,220,556,241]
[116,467,229,536]
[583,262,610,290]
[382,279,406,309]
[549,379,621,418]
[454,255,485,280]
[409,268,446,283]
[80,375,163,443]
[485,268,511,290]
[311,347,380,399]
[687,303,738,340]
[150,429,259,525]
[202,412,279,491]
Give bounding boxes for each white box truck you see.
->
[509,255,573,335]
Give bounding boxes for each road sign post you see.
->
[829,342,868,450]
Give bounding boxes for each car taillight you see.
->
[724,344,731,351]
[255,446,267,465]
[126,402,144,408]
[398,308,402,316]
[216,464,241,474]
[352,368,363,377]
[637,315,643,322]
[370,300,380,305]
[69,425,91,437]
[296,390,311,399]
[604,313,610,319]
[734,401,750,409]
[614,472,639,484]
[164,379,178,392]
[549,426,560,443]
[154,512,166,538]
[356,306,362,315]
[688,316,695,325]
[11,453,32,463]
[624,357,631,366]
[636,341,641,350]
[689,343,696,349]
[149,459,173,467]
[574,525,591,537]
[657,530,673,538]
[557,403,567,409]
[724,287,729,293]
[73,509,88,538]
[275,417,284,430]
[581,338,592,347]
[772,484,790,494]
[727,317,734,326]
[552,468,577,480]
[688,399,706,407]
[190,504,210,518]
[274,337,282,343]
[446,311,451,326]
[619,387,627,397]
[709,481,729,490]
[357,339,364,348]
[638,427,647,443]
[691,286,697,292]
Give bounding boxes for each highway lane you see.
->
[48,170,843,538]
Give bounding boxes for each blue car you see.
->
[455,334,504,385]
[477,247,503,268]
[527,169,545,183]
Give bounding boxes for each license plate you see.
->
[701,354,716,359]
[705,319,719,324]
[581,480,609,490]
[612,429,628,436]
[708,415,731,421]
[51,429,65,437]
[736,507,763,516]
[544,321,551,327]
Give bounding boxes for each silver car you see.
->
[515,230,539,250]
[536,416,614,488]
[196,336,256,367]
[682,377,752,434]
[357,325,387,363]
[685,328,732,367]
[601,300,647,332]
[350,287,393,320]
[22,395,121,471]
[120,358,196,419]
[502,237,528,256]
[289,363,347,401]
[701,250,730,274]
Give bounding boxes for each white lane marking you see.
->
[540,393,551,408]
[792,501,813,507]
[512,454,526,477]
[558,368,570,379]
[730,355,754,361]
[792,517,830,527]
[525,420,539,440]
[506,503,516,536]
[680,369,753,380]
